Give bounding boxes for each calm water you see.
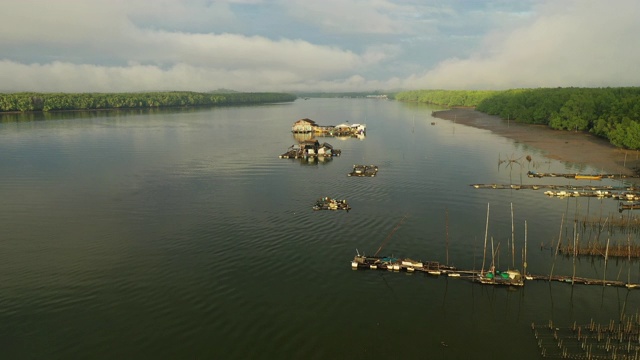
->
[1,99,639,359]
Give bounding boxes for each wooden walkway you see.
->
[351,256,640,289]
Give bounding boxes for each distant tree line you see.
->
[294,91,391,98]
[0,91,297,112]
[394,90,498,107]
[396,87,640,150]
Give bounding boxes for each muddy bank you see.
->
[432,108,640,176]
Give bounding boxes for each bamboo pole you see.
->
[571,221,578,286]
[550,213,565,281]
[524,220,528,276]
[511,202,515,269]
[445,207,449,266]
[604,238,610,286]
[481,203,489,276]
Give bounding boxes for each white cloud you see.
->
[283,0,414,35]
[0,0,638,93]
[406,0,640,89]
[0,60,353,93]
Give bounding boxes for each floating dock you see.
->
[351,255,640,289]
[527,171,640,179]
[279,140,341,159]
[313,197,351,211]
[470,183,640,201]
[347,164,378,177]
[351,255,456,274]
[470,184,637,191]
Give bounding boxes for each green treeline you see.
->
[396,87,640,150]
[475,87,640,149]
[394,90,498,107]
[0,91,297,112]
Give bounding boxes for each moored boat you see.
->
[477,266,524,286]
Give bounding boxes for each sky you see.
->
[1,0,639,93]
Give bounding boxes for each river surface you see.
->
[1,98,639,359]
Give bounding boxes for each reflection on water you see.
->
[1,98,639,359]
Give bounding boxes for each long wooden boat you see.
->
[575,175,602,180]
[619,202,640,211]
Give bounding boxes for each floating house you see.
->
[291,118,366,138]
[292,118,317,133]
[333,123,366,136]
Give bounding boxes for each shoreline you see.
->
[432,108,640,177]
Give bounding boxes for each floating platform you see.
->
[313,197,351,211]
[527,170,640,179]
[351,255,640,289]
[470,184,640,200]
[279,141,341,159]
[347,164,378,177]
[470,183,638,191]
[350,255,456,273]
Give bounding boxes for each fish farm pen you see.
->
[532,314,640,359]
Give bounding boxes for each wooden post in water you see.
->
[511,203,515,269]
[572,221,578,285]
[550,213,565,281]
[524,220,528,277]
[604,238,610,286]
[628,211,632,285]
[445,207,449,266]
[481,203,489,276]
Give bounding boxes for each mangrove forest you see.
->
[396,87,640,150]
[0,91,297,113]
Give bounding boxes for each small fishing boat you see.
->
[619,202,640,212]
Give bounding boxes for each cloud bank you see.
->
[0,0,638,92]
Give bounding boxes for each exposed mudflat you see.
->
[432,108,640,176]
